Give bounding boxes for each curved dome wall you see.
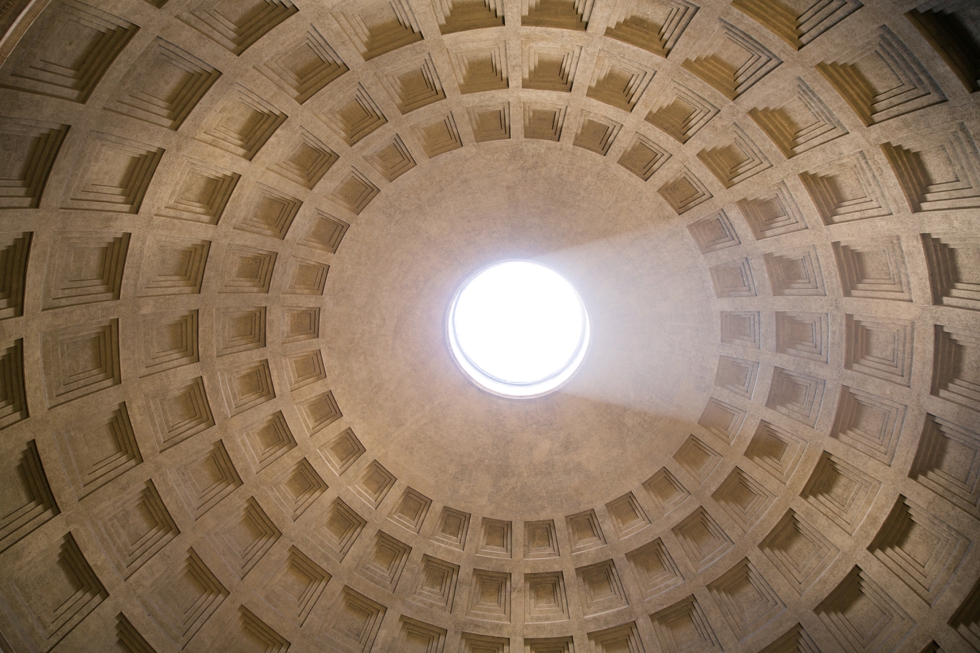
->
[0,0,978,651]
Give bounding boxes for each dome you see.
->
[0,0,978,651]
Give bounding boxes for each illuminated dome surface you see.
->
[448,261,590,397]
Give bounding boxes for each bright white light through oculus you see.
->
[448,260,590,398]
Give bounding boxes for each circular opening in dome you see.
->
[447,260,590,398]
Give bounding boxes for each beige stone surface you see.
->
[0,0,978,651]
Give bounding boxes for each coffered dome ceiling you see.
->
[0,0,978,651]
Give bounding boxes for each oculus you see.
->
[447,260,590,398]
